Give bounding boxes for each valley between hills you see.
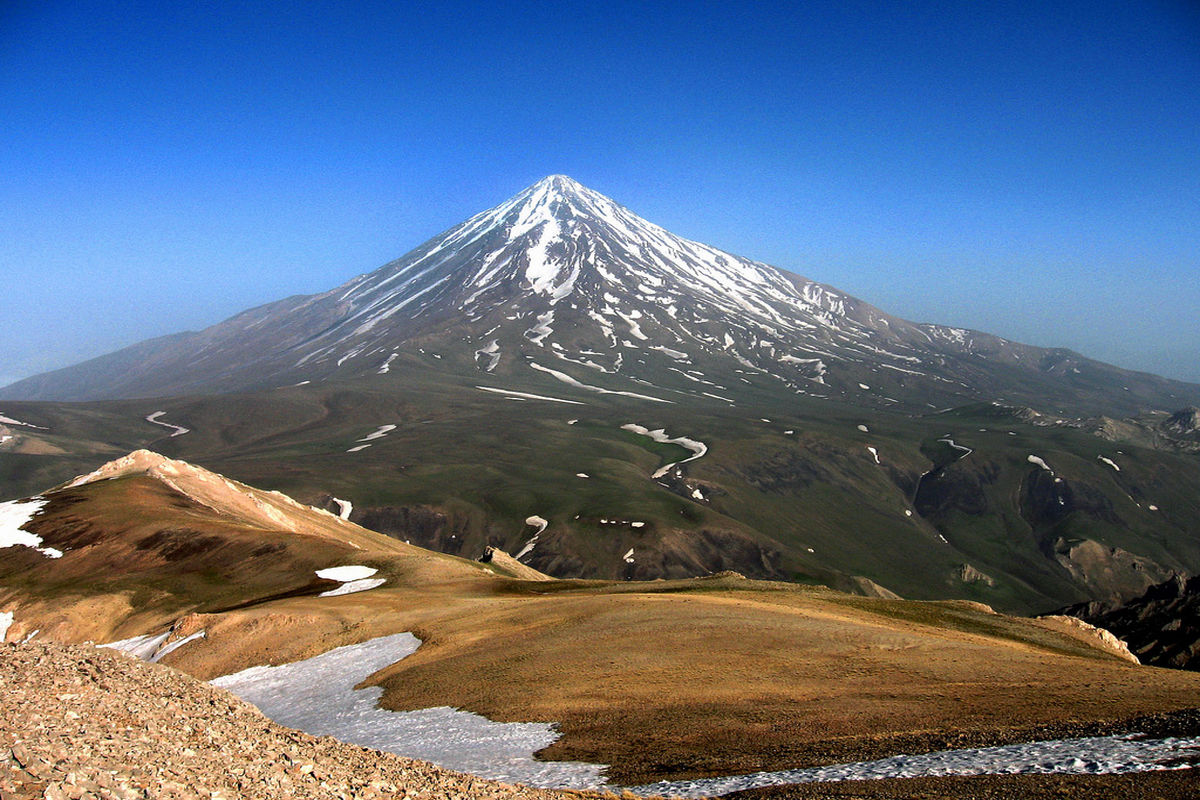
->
[3,177,1200,797]
[3,450,1200,798]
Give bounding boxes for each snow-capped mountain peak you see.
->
[5,176,1195,417]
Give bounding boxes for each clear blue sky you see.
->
[2,0,1198,387]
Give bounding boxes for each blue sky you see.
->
[2,0,1198,386]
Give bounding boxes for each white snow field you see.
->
[0,611,12,641]
[211,633,608,789]
[153,630,207,661]
[316,565,378,582]
[100,631,170,660]
[631,734,1200,798]
[319,578,387,597]
[0,497,61,558]
[0,412,46,429]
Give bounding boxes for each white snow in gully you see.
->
[145,411,189,437]
[620,424,707,479]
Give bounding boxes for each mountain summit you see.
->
[3,176,1196,413]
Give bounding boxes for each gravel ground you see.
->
[0,641,601,800]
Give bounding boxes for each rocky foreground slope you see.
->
[5,640,1200,800]
[0,641,587,800]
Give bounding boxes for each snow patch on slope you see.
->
[101,629,206,663]
[1028,455,1054,474]
[514,516,548,560]
[530,363,672,403]
[316,565,377,582]
[476,386,586,405]
[0,413,46,429]
[474,340,501,372]
[0,497,61,558]
[632,734,1200,797]
[316,565,385,597]
[212,632,607,788]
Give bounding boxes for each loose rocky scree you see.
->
[0,641,603,800]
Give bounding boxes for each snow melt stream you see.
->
[211,632,607,789]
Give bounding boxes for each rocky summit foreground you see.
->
[5,640,1200,800]
[0,641,588,800]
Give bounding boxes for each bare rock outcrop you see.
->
[478,546,555,581]
[1058,573,1200,670]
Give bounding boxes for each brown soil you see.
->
[163,579,1200,787]
[336,582,1200,784]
